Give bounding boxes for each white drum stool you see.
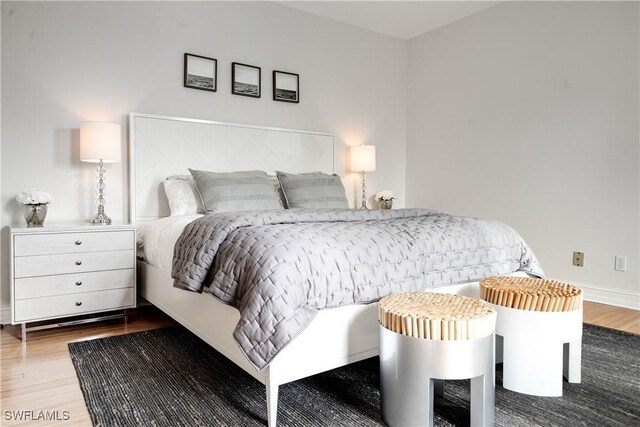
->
[379,293,497,427]
[480,277,583,397]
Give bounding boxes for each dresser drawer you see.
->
[14,230,133,256]
[14,250,134,278]
[14,269,134,300]
[14,288,135,323]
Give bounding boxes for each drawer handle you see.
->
[75,260,82,266]
[75,301,82,306]
[75,281,82,286]
[75,240,82,245]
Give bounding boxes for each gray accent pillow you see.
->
[267,175,287,208]
[276,171,349,209]
[189,169,281,213]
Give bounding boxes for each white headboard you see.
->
[128,113,335,224]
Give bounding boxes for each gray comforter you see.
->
[172,208,543,370]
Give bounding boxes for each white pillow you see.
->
[163,175,205,215]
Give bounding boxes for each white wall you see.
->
[3,1,637,320]
[407,1,639,308]
[0,1,407,320]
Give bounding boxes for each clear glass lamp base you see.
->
[89,210,112,225]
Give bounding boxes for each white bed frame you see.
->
[129,113,521,426]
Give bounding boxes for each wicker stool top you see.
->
[480,276,583,312]
[378,292,496,341]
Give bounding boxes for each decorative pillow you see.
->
[268,175,287,208]
[163,175,205,216]
[189,169,281,213]
[276,171,349,209]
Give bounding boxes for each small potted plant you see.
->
[375,190,395,210]
[16,189,54,227]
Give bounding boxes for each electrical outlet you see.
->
[572,251,584,267]
[615,256,627,272]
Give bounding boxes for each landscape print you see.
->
[184,53,217,92]
[273,71,299,103]
[232,63,261,98]
[187,73,214,89]
[275,87,296,101]
[234,81,259,96]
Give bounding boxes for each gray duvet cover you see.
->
[172,208,543,370]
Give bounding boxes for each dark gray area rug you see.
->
[69,324,639,427]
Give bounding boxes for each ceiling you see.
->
[277,1,501,40]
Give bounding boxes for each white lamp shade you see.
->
[80,122,121,163]
[350,144,376,172]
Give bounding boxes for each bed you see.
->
[130,113,542,426]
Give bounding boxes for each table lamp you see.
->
[80,121,121,225]
[350,144,376,209]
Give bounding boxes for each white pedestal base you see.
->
[494,304,582,397]
[380,326,495,427]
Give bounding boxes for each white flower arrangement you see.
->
[16,189,54,205]
[375,190,395,202]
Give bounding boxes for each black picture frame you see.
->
[273,70,300,103]
[184,53,217,92]
[231,62,261,98]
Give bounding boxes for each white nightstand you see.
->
[10,223,136,341]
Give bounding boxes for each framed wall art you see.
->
[184,53,217,92]
[232,62,261,98]
[273,70,299,103]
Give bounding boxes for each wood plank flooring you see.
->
[0,302,637,426]
[1,308,175,426]
[583,301,639,334]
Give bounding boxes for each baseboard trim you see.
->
[578,284,640,310]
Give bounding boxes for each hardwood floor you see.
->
[0,308,175,426]
[0,302,637,426]
[583,301,639,334]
